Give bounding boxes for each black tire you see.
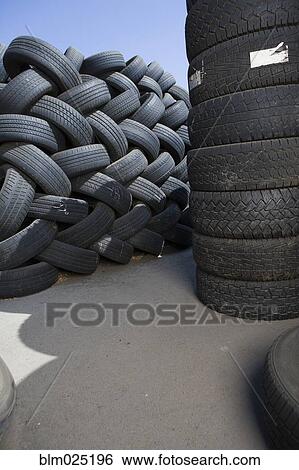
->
[119,119,160,161]
[147,202,181,234]
[28,194,88,224]
[110,203,151,240]
[164,223,193,247]
[189,27,299,105]
[121,55,147,83]
[145,61,164,82]
[185,0,299,61]
[196,268,299,321]
[100,90,140,123]
[0,44,8,83]
[0,69,53,114]
[87,111,128,161]
[160,100,189,130]
[263,327,299,449]
[158,71,176,92]
[189,85,299,148]
[161,177,190,210]
[190,187,298,239]
[30,95,93,147]
[141,152,175,185]
[0,262,59,299]
[0,166,35,242]
[104,72,140,97]
[138,76,163,99]
[52,144,110,178]
[37,240,98,274]
[131,92,165,129]
[168,85,191,109]
[170,156,188,183]
[3,36,82,91]
[91,235,133,264]
[0,143,71,196]
[162,93,177,108]
[56,202,115,248]
[176,125,191,149]
[0,219,57,270]
[153,123,185,163]
[64,46,84,71]
[81,51,125,77]
[58,79,111,115]
[193,233,298,281]
[127,177,166,213]
[129,229,164,256]
[0,114,66,153]
[102,149,147,185]
[72,171,132,215]
[188,139,299,191]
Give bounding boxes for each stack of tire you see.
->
[0,36,192,298]
[186,0,299,320]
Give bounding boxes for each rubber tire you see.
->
[0,114,66,153]
[190,187,298,239]
[129,229,164,256]
[185,0,299,61]
[159,100,189,130]
[0,166,35,242]
[138,76,163,99]
[164,224,193,247]
[188,85,299,148]
[161,177,190,210]
[121,55,147,83]
[0,69,54,114]
[28,194,89,224]
[120,119,160,161]
[127,177,166,213]
[37,240,98,274]
[147,202,181,234]
[168,85,191,109]
[100,90,140,123]
[131,92,165,129]
[0,143,71,196]
[141,152,175,185]
[189,26,299,105]
[104,72,140,97]
[56,202,115,248]
[263,327,299,449]
[81,51,125,77]
[145,61,164,82]
[3,36,82,91]
[52,144,110,178]
[170,156,188,183]
[188,138,299,191]
[72,171,132,215]
[64,46,84,71]
[0,262,59,299]
[0,44,8,83]
[110,203,152,240]
[196,268,299,321]
[153,123,185,163]
[30,95,93,147]
[0,219,57,270]
[158,71,176,93]
[193,233,298,281]
[87,111,128,161]
[91,236,133,264]
[102,149,147,185]
[58,79,111,115]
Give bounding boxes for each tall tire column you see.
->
[186,0,299,321]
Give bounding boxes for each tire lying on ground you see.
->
[263,327,299,449]
[188,85,299,148]
[193,233,298,281]
[190,187,298,239]
[196,268,299,321]
[0,356,16,441]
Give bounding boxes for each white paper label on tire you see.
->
[250,42,289,69]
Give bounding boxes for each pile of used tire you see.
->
[0,36,192,298]
[186,0,299,321]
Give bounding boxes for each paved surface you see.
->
[0,248,297,449]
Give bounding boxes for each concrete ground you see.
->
[0,248,297,450]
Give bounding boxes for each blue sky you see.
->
[0,0,189,87]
